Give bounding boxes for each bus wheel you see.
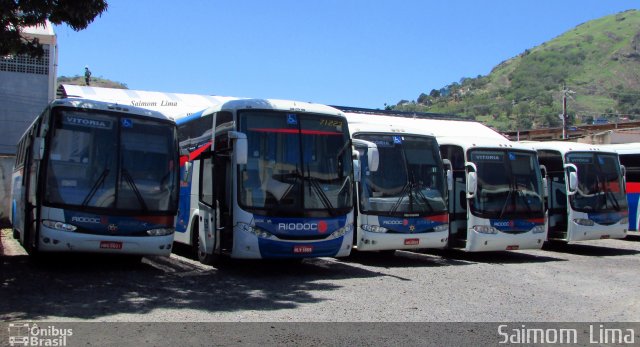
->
[24,223,39,257]
[197,236,217,265]
[192,220,218,265]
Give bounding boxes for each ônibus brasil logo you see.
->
[7,323,73,346]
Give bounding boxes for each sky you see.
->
[53,1,640,109]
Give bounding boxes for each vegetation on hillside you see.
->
[393,9,640,131]
[57,75,128,89]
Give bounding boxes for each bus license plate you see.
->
[293,245,313,254]
[506,245,519,250]
[100,241,123,250]
[404,238,419,246]
[600,235,610,239]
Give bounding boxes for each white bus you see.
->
[175,99,355,263]
[603,143,640,234]
[344,112,450,253]
[414,119,548,251]
[10,98,180,257]
[528,141,628,242]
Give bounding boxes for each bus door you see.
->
[440,145,467,247]
[197,153,218,262]
[538,150,569,240]
[23,120,46,252]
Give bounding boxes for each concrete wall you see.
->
[0,46,53,155]
[0,156,14,226]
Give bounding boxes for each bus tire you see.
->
[192,219,218,265]
[24,221,39,257]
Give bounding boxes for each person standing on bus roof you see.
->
[84,66,92,86]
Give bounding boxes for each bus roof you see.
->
[58,84,236,120]
[344,112,436,137]
[52,98,174,122]
[194,98,345,118]
[600,143,640,155]
[344,111,537,151]
[523,141,618,155]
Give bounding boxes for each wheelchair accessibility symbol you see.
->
[287,114,298,125]
[122,118,133,128]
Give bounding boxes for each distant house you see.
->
[0,21,57,155]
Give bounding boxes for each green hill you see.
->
[394,9,640,131]
[57,75,128,89]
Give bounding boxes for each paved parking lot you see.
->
[2,229,639,322]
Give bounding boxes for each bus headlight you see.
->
[531,225,546,234]
[332,224,353,238]
[42,220,77,232]
[472,225,499,234]
[146,228,174,236]
[433,224,449,233]
[361,224,388,233]
[573,218,595,226]
[238,223,273,239]
[620,217,629,224]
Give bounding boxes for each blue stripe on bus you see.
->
[258,236,344,258]
[627,193,639,231]
[176,109,206,125]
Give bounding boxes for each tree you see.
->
[1,0,108,57]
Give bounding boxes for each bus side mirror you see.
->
[465,162,477,199]
[352,139,379,173]
[32,137,44,161]
[466,172,477,198]
[368,147,379,173]
[564,163,578,195]
[443,159,453,191]
[353,159,361,183]
[621,165,627,188]
[540,164,548,198]
[229,131,248,165]
[568,172,578,194]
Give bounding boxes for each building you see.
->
[0,21,57,224]
[0,21,57,155]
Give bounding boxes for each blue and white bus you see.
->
[410,119,548,252]
[10,98,180,257]
[344,112,450,253]
[600,143,639,235]
[529,141,628,242]
[175,99,355,263]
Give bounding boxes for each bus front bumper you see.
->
[38,227,174,256]
[356,229,448,251]
[567,222,627,242]
[466,230,546,252]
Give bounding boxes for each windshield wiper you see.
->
[82,168,109,206]
[408,174,434,212]
[121,169,148,211]
[515,188,533,213]
[389,181,411,216]
[498,179,515,219]
[305,165,336,215]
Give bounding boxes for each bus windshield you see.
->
[567,152,628,213]
[238,110,353,217]
[469,149,544,219]
[44,108,179,213]
[354,134,447,216]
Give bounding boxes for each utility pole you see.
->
[561,84,575,139]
